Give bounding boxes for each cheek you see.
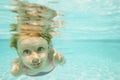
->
[40,53,48,59]
[22,56,32,64]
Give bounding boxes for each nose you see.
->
[32,58,39,63]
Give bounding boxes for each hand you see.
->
[11,58,23,76]
[53,52,65,65]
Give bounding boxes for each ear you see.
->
[16,49,20,56]
[48,47,55,59]
[48,47,54,54]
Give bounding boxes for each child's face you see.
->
[17,37,49,69]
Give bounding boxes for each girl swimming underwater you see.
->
[10,0,65,77]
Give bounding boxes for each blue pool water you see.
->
[0,0,120,80]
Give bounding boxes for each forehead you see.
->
[17,37,48,48]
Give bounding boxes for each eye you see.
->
[37,47,44,52]
[23,49,31,55]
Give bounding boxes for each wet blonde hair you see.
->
[10,32,52,50]
[10,0,59,50]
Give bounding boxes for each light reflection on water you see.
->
[0,0,120,39]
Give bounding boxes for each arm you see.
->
[11,58,23,77]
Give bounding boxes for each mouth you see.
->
[32,63,41,68]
